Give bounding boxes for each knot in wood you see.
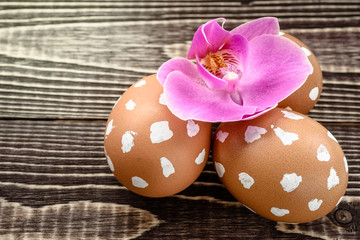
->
[334,209,353,224]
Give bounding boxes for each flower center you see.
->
[203,54,228,74]
[200,51,244,105]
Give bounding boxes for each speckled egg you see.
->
[104,75,212,197]
[213,108,348,223]
[278,33,323,114]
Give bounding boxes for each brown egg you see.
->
[213,108,348,223]
[104,75,212,197]
[278,33,323,114]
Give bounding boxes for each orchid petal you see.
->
[196,55,228,90]
[231,17,279,41]
[157,58,199,85]
[163,71,258,122]
[242,105,277,120]
[187,18,232,59]
[239,35,313,109]
[221,34,250,70]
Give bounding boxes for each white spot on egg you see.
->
[150,121,173,144]
[279,32,285,36]
[327,167,340,190]
[160,157,175,178]
[105,119,115,138]
[195,148,206,165]
[113,96,121,109]
[121,131,137,153]
[309,87,319,101]
[243,205,256,214]
[159,93,166,105]
[125,99,136,110]
[273,127,299,146]
[301,47,312,57]
[106,155,115,172]
[344,156,348,173]
[271,207,289,217]
[336,196,343,206]
[280,173,302,192]
[216,130,229,143]
[327,131,338,143]
[317,144,330,162]
[308,198,323,211]
[103,146,107,155]
[134,80,146,87]
[281,110,304,120]
[244,126,267,144]
[238,172,255,189]
[214,162,225,178]
[131,176,148,188]
[187,120,200,137]
[285,106,292,111]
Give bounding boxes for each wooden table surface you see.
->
[0,0,359,239]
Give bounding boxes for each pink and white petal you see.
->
[242,105,277,120]
[157,58,200,85]
[231,17,279,41]
[239,35,313,109]
[205,18,232,54]
[163,71,258,122]
[187,18,232,59]
[221,34,250,70]
[196,55,228,90]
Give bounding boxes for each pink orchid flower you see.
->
[157,17,313,122]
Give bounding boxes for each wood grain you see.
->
[0,120,359,239]
[0,199,160,239]
[0,0,359,239]
[0,1,359,122]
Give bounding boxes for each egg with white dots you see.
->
[212,108,348,223]
[104,75,212,197]
[278,33,323,114]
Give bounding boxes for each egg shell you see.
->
[213,108,348,223]
[104,75,212,198]
[278,33,323,114]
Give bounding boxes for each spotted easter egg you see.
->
[104,74,212,197]
[278,33,323,114]
[213,108,348,223]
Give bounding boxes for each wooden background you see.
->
[0,0,359,239]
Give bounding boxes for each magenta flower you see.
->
[157,17,313,122]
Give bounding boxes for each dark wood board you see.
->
[0,0,359,239]
[0,120,359,239]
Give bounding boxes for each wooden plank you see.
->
[0,198,160,239]
[0,194,358,239]
[0,1,358,121]
[0,120,359,239]
[0,120,359,195]
[0,55,358,122]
